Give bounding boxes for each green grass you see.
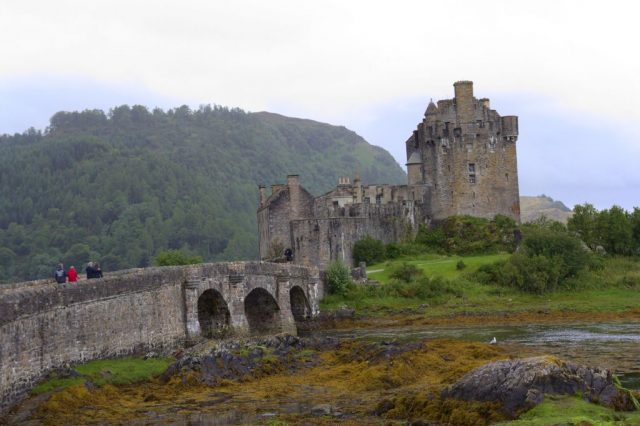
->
[31,356,173,394]
[498,395,640,425]
[366,253,510,281]
[320,254,640,318]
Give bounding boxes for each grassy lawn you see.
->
[320,254,640,319]
[366,253,510,281]
[31,356,173,394]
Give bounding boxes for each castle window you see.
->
[505,173,509,181]
[469,174,476,184]
[468,163,476,173]
[453,127,462,137]
[364,197,370,204]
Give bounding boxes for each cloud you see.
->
[1,0,638,209]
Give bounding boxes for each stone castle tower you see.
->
[258,81,520,268]
[406,81,520,219]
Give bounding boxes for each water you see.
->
[315,321,640,389]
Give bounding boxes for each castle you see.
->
[258,81,520,268]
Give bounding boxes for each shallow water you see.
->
[313,321,640,389]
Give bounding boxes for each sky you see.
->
[1,0,639,210]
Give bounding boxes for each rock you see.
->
[310,404,333,416]
[442,356,636,417]
[334,307,355,319]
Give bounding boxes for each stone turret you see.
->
[405,80,520,222]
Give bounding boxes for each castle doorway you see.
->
[244,288,281,335]
[197,289,231,339]
[289,286,311,322]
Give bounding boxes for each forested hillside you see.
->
[0,105,405,283]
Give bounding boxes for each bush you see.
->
[353,236,386,265]
[385,243,403,259]
[390,263,423,283]
[456,260,466,270]
[474,228,591,294]
[154,250,203,266]
[325,261,351,295]
[415,215,518,255]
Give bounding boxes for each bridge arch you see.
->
[290,285,312,322]
[197,289,230,338]
[244,287,281,335]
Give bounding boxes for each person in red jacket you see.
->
[67,265,78,282]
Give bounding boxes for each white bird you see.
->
[489,337,497,345]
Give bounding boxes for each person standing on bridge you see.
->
[54,263,67,284]
[67,265,78,283]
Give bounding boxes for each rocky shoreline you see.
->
[6,331,638,425]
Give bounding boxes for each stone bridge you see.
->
[0,261,321,415]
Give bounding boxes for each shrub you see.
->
[474,228,591,294]
[415,215,518,255]
[456,260,466,270]
[353,236,386,265]
[154,250,203,266]
[325,261,351,295]
[385,243,403,259]
[390,263,423,283]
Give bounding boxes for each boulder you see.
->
[442,356,636,417]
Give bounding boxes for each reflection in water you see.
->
[315,322,640,389]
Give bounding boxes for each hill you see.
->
[520,195,573,224]
[0,105,405,283]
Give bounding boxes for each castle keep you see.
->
[258,81,520,268]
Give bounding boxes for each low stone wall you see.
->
[0,262,320,415]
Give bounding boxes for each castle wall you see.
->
[0,262,320,415]
[258,176,315,260]
[291,201,428,269]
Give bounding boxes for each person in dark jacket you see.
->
[86,262,104,279]
[54,263,67,284]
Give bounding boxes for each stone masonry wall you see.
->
[0,262,320,415]
[291,201,428,269]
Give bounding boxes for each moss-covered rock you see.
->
[442,356,637,417]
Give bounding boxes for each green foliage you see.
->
[415,215,518,255]
[389,263,423,283]
[154,249,203,266]
[352,235,386,265]
[325,261,351,295]
[456,260,466,270]
[475,227,592,294]
[568,203,640,255]
[0,106,405,283]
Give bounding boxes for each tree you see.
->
[568,203,599,249]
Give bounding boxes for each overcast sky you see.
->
[1,0,638,209]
